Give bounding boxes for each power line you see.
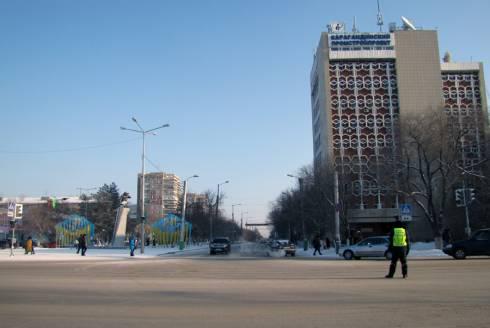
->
[0,137,140,154]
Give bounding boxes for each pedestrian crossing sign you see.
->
[399,204,412,221]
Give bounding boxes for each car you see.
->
[443,228,490,259]
[269,240,296,256]
[341,236,392,260]
[209,237,231,255]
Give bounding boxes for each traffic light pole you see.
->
[462,177,471,238]
[10,222,15,257]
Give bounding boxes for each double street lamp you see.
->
[121,117,170,254]
[211,180,229,241]
[179,174,199,250]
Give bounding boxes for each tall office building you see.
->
[137,172,181,223]
[310,19,488,236]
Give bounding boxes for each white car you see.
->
[341,236,392,260]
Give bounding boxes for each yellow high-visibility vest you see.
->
[393,228,407,247]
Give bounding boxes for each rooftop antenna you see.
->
[352,16,358,33]
[377,0,384,32]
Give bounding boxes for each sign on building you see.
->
[328,21,345,33]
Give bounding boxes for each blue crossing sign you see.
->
[399,204,412,222]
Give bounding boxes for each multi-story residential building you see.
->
[310,20,487,237]
[137,172,181,223]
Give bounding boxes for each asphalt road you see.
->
[0,254,489,328]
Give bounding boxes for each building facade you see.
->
[311,22,487,237]
[137,172,181,223]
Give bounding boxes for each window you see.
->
[474,231,490,241]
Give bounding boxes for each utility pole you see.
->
[212,180,229,241]
[334,171,341,254]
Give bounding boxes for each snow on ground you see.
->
[295,241,448,259]
[0,242,449,262]
[0,245,209,262]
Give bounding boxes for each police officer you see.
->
[385,216,410,279]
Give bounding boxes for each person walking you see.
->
[385,217,410,279]
[76,234,82,254]
[313,235,322,256]
[24,236,35,255]
[325,237,331,250]
[79,234,87,256]
[129,236,136,257]
[442,228,453,247]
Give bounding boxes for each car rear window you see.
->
[213,238,229,243]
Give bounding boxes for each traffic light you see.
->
[467,188,476,203]
[455,189,464,207]
[14,204,23,219]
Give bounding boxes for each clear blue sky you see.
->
[1,0,489,233]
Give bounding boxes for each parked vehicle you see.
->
[209,237,231,255]
[443,229,490,259]
[341,236,392,260]
[269,240,296,256]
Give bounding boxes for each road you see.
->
[0,253,489,328]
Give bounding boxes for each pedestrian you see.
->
[24,236,35,255]
[385,216,410,279]
[313,235,322,256]
[79,234,87,256]
[129,236,136,256]
[325,237,331,250]
[76,234,82,254]
[442,228,453,247]
[152,236,156,247]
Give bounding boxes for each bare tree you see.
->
[397,108,467,243]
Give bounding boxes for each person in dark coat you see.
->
[312,235,322,255]
[442,228,453,246]
[386,217,410,279]
[129,236,136,256]
[76,234,82,254]
[325,237,331,250]
[79,234,87,256]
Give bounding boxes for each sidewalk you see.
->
[0,245,208,262]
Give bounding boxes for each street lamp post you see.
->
[240,210,248,234]
[121,117,169,254]
[231,203,242,224]
[179,175,199,250]
[287,174,307,251]
[211,180,229,241]
[232,203,241,241]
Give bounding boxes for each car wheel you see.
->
[454,248,466,259]
[210,251,215,255]
[385,250,393,260]
[343,250,354,260]
[291,252,296,257]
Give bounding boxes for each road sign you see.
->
[7,202,15,218]
[399,204,412,221]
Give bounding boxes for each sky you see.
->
[1,0,490,236]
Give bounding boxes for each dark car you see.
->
[209,237,231,255]
[443,229,490,259]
